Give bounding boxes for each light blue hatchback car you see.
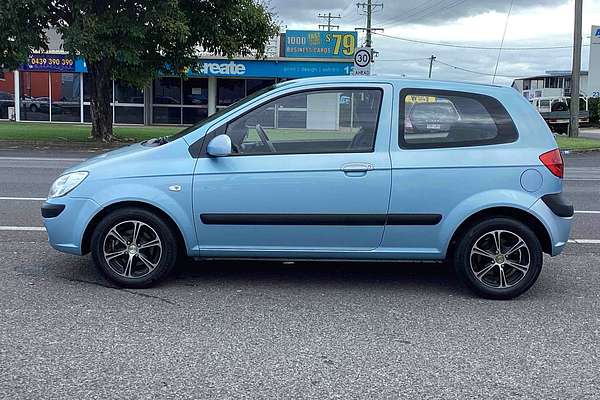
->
[42,76,573,299]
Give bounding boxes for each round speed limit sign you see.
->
[354,48,371,68]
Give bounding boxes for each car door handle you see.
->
[341,163,374,173]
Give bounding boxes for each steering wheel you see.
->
[255,124,276,153]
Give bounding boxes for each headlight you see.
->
[48,171,89,199]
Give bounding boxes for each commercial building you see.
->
[511,70,589,100]
[0,30,357,125]
[513,25,600,101]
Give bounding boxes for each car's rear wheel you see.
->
[91,207,178,288]
[453,218,543,299]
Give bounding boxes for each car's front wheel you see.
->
[91,207,178,288]
[453,218,543,299]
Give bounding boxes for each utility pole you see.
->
[356,0,383,48]
[428,55,436,78]
[569,0,583,138]
[318,13,341,31]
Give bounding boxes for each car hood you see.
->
[63,143,149,174]
[60,137,195,183]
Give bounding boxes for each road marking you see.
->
[0,226,46,231]
[0,156,86,162]
[0,197,46,201]
[568,239,600,244]
[575,210,600,214]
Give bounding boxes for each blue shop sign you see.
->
[189,59,353,78]
[21,53,87,73]
[284,30,357,59]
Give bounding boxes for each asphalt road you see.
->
[0,146,599,399]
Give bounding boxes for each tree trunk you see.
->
[88,59,115,142]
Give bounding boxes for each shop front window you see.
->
[153,77,181,104]
[115,80,144,124]
[115,80,143,104]
[183,78,208,105]
[246,79,275,96]
[51,73,81,122]
[0,70,16,120]
[152,77,182,124]
[153,107,181,124]
[183,107,208,124]
[20,72,50,121]
[217,78,245,107]
[83,74,92,103]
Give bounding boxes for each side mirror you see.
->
[207,134,232,157]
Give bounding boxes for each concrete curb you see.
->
[0,140,129,152]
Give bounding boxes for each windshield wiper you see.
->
[143,136,169,146]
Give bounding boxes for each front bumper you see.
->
[41,197,101,255]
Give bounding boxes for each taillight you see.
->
[539,148,564,178]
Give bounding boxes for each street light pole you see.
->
[569,0,583,138]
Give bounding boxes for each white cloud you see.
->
[272,0,599,86]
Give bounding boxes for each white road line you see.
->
[0,156,86,162]
[0,226,46,231]
[0,197,46,201]
[568,239,600,244]
[575,210,600,214]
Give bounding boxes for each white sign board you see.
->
[352,47,372,76]
[589,25,600,98]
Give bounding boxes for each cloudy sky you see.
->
[268,0,599,85]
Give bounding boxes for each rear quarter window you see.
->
[399,89,518,149]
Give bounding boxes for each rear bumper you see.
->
[541,193,574,218]
[529,196,573,256]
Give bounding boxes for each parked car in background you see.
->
[530,96,589,134]
[42,76,573,299]
[21,95,50,113]
[0,91,15,119]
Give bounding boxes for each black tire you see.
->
[453,217,543,300]
[91,207,178,288]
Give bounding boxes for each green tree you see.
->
[0,0,278,141]
[589,97,599,125]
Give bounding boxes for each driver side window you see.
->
[221,88,382,156]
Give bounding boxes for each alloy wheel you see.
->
[102,220,162,279]
[469,229,530,289]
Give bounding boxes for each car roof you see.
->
[278,74,509,92]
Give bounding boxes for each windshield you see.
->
[167,84,277,142]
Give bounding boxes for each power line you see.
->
[380,0,470,28]
[377,0,441,27]
[402,0,470,25]
[371,31,590,50]
[376,57,431,62]
[492,0,514,84]
[434,59,520,78]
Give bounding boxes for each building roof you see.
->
[515,70,589,80]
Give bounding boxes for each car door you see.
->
[383,85,521,259]
[192,83,392,257]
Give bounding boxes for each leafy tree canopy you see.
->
[1,0,279,86]
[0,0,279,140]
